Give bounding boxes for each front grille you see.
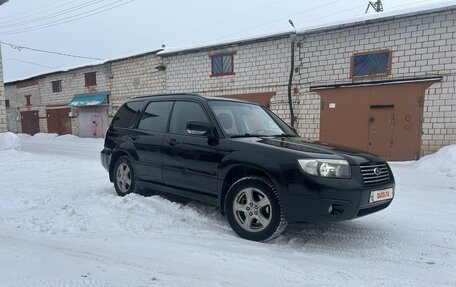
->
[360,163,391,186]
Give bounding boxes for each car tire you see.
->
[113,156,140,196]
[225,176,287,242]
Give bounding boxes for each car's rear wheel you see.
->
[225,176,287,241]
[113,156,140,196]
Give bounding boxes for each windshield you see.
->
[208,100,296,137]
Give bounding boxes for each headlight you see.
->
[298,159,351,178]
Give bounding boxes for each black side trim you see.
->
[138,180,218,206]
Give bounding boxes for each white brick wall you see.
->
[4,82,42,133]
[163,37,294,122]
[109,53,166,108]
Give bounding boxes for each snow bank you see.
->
[0,132,21,150]
[414,145,456,177]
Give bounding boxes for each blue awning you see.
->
[68,92,109,107]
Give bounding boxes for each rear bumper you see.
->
[100,148,112,172]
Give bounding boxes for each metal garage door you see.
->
[317,81,437,161]
[20,110,40,135]
[46,108,72,135]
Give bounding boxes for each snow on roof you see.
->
[159,0,456,56]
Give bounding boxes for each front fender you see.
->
[217,151,289,207]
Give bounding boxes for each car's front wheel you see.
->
[225,177,287,241]
[113,156,140,196]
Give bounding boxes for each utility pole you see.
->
[365,0,383,13]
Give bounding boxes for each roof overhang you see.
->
[310,76,443,91]
[68,92,109,107]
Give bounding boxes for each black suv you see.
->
[101,94,394,241]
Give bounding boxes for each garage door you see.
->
[46,108,72,135]
[223,92,275,108]
[20,110,40,136]
[317,81,436,161]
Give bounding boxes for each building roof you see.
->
[5,49,162,85]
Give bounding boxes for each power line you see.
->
[0,0,135,35]
[0,41,104,60]
[4,58,59,69]
[206,0,341,43]
[0,0,70,22]
[0,0,109,28]
[203,0,439,45]
[161,0,289,43]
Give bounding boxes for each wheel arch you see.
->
[218,161,288,215]
[109,150,134,182]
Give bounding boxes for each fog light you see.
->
[328,205,333,214]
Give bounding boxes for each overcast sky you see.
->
[0,0,453,82]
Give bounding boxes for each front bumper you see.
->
[282,177,395,223]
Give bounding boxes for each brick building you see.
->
[4,3,456,160]
[5,50,164,137]
[294,5,456,160]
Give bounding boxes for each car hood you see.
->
[248,136,384,164]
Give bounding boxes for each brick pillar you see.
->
[0,44,7,132]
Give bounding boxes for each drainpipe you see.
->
[287,31,297,128]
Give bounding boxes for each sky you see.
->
[0,0,454,82]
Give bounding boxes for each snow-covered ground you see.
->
[0,133,455,287]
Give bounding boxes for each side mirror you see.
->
[186,121,211,135]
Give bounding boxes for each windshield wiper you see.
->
[273,133,297,138]
[230,134,267,138]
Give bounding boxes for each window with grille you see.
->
[5,99,10,108]
[351,50,391,78]
[84,72,97,86]
[52,80,62,93]
[210,53,235,77]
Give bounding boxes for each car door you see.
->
[162,101,223,195]
[132,101,174,183]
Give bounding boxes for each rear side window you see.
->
[112,100,144,129]
[169,101,209,135]
[137,101,173,132]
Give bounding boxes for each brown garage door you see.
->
[21,110,40,135]
[223,92,275,108]
[317,81,436,161]
[46,108,72,135]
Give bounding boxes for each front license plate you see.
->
[369,188,394,203]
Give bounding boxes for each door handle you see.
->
[168,138,177,146]
[130,134,138,141]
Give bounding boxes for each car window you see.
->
[169,101,209,135]
[112,100,144,129]
[209,100,292,136]
[212,108,239,136]
[137,101,173,132]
